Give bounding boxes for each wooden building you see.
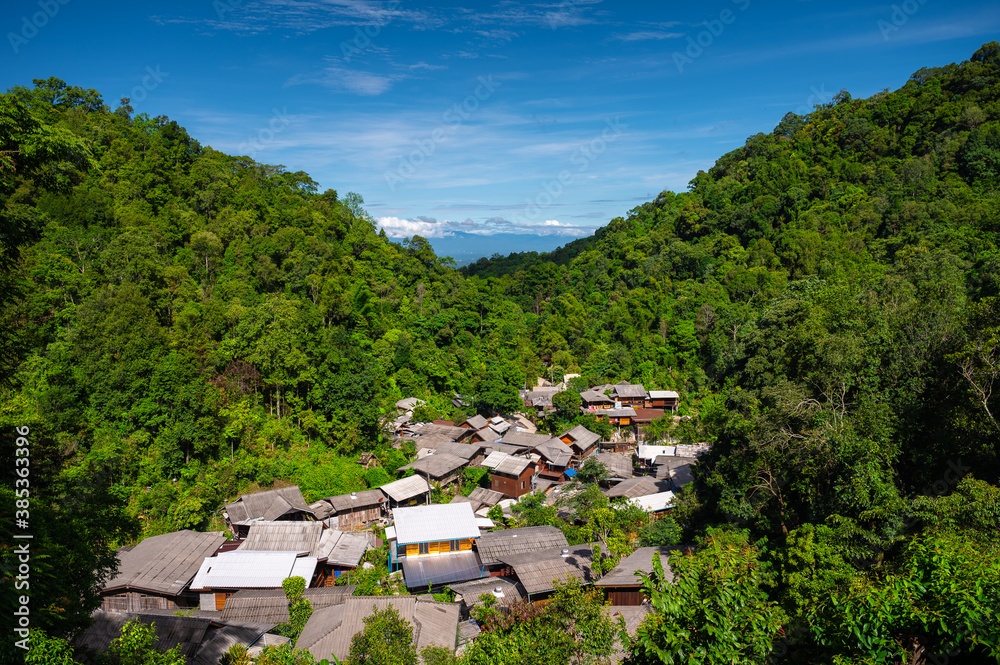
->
[100,530,227,612]
[497,545,596,603]
[312,489,386,530]
[599,406,637,427]
[474,525,569,574]
[595,547,674,605]
[611,383,647,408]
[387,503,484,589]
[531,439,573,481]
[645,390,679,411]
[557,425,601,465]
[580,389,614,411]
[399,452,470,489]
[190,550,320,611]
[379,475,432,508]
[224,485,317,537]
[482,451,536,499]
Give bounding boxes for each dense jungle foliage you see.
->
[2,42,1000,665]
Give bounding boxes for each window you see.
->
[520,481,525,488]
[418,542,429,555]
[449,539,460,552]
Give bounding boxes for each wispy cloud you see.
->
[375,214,596,238]
[611,30,684,42]
[286,63,405,95]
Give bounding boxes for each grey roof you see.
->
[613,384,647,398]
[322,531,371,567]
[219,587,355,623]
[448,577,524,610]
[308,500,335,520]
[324,489,386,514]
[475,526,569,566]
[500,431,554,447]
[240,522,323,555]
[581,390,614,404]
[463,414,489,429]
[399,452,469,479]
[76,611,212,659]
[193,624,281,665]
[450,495,482,511]
[300,596,460,663]
[560,425,601,451]
[380,475,431,503]
[392,503,480,544]
[592,453,633,479]
[225,486,315,523]
[402,549,485,588]
[532,439,573,467]
[410,423,471,441]
[468,487,505,507]
[498,545,596,595]
[396,397,425,410]
[596,547,675,588]
[674,443,712,457]
[604,477,671,499]
[606,407,638,418]
[190,551,318,590]
[490,453,534,476]
[103,530,227,596]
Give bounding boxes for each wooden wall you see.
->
[101,592,184,613]
[404,538,473,557]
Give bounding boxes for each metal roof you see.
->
[401,550,485,588]
[499,431,553,447]
[240,522,323,555]
[606,407,638,417]
[475,526,568,566]
[103,530,227,596]
[448,577,524,610]
[648,390,679,399]
[190,551,318,590]
[324,489,385,513]
[636,445,676,461]
[219,587,355,623]
[629,491,676,512]
[497,545,595,595]
[492,453,534,476]
[612,384,647,398]
[591,453,633,479]
[532,439,572,467]
[224,486,314,523]
[193,624,281,665]
[596,546,675,587]
[468,487,505,507]
[379,475,431,503]
[559,425,601,451]
[324,531,370,567]
[391,503,480,545]
[605,476,671,499]
[399,452,469,479]
[77,611,212,659]
[463,414,489,429]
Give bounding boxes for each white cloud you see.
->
[375,215,596,239]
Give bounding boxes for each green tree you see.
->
[627,531,783,665]
[344,605,418,665]
[107,619,187,665]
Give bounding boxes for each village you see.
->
[82,381,709,664]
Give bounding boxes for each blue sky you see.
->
[3,1,998,260]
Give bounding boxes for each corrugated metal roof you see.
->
[648,390,679,399]
[559,425,601,450]
[636,445,676,461]
[392,503,480,544]
[401,550,485,588]
[606,407,638,417]
[464,415,489,429]
[468,487,504,506]
[193,624,277,665]
[613,384,646,398]
[399,452,469,479]
[219,587,355,623]
[532,439,572,467]
[605,476,671,499]
[324,489,385,513]
[481,450,508,468]
[498,545,595,595]
[629,491,676,512]
[103,530,227,596]
[299,603,348,662]
[325,532,370,567]
[500,431,553,447]
[380,475,431,503]
[240,522,323,554]
[591,453,633,479]
[190,551,318,590]
[595,546,675,587]
[475,526,568,566]
[76,611,211,659]
[492,454,533,476]
[225,486,314,523]
[448,577,524,610]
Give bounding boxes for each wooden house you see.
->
[220,587,355,624]
[646,390,679,411]
[595,547,674,605]
[580,389,614,411]
[604,476,671,500]
[632,408,667,440]
[312,489,386,530]
[459,414,489,430]
[481,451,536,499]
[611,383,647,408]
[224,486,317,537]
[531,439,573,481]
[379,475,431,507]
[599,406,637,427]
[100,530,227,612]
[557,425,601,465]
[399,452,470,488]
[238,522,370,584]
[387,503,483,589]
[448,577,524,618]
[356,452,380,470]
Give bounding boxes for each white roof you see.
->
[190,551,318,590]
[629,491,676,512]
[391,503,481,545]
[476,517,496,529]
[636,445,676,461]
[648,391,679,399]
[481,451,508,469]
[380,475,431,503]
[384,526,397,541]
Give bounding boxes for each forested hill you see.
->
[2,43,1000,662]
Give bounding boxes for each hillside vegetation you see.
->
[2,43,1000,664]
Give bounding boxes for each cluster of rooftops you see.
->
[87,390,709,663]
